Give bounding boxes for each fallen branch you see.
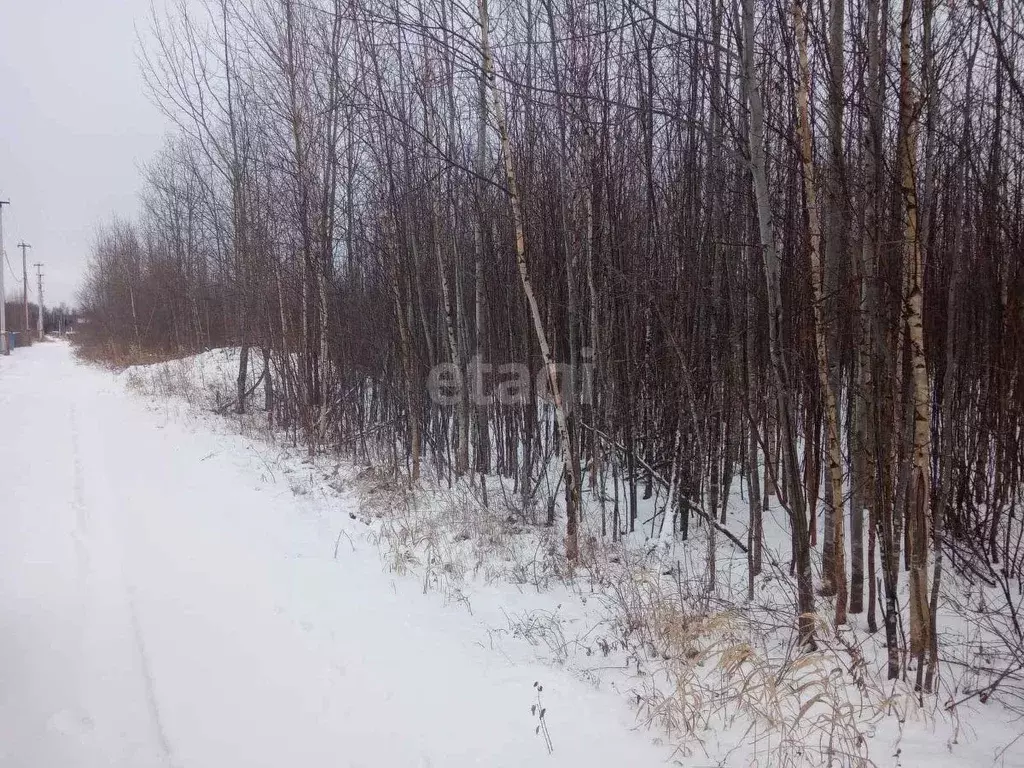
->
[213,365,267,415]
[580,421,747,553]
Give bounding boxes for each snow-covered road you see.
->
[0,342,668,767]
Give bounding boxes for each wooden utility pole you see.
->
[0,200,8,354]
[34,263,44,340]
[18,241,30,333]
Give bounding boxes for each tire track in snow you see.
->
[76,394,178,767]
[70,404,91,580]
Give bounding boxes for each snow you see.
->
[2,341,1022,768]
[0,341,672,767]
[116,349,1024,768]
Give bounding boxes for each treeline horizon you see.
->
[78,0,1024,694]
[2,301,73,335]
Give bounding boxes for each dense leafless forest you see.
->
[79,0,1024,698]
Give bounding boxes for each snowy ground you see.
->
[2,341,1022,768]
[0,341,672,767]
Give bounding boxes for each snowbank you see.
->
[117,347,1024,767]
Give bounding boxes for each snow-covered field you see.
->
[1,341,1021,767]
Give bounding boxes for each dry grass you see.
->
[597,560,879,766]
[355,471,891,765]
[357,469,568,611]
[72,337,190,370]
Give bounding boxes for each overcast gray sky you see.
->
[0,0,168,307]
